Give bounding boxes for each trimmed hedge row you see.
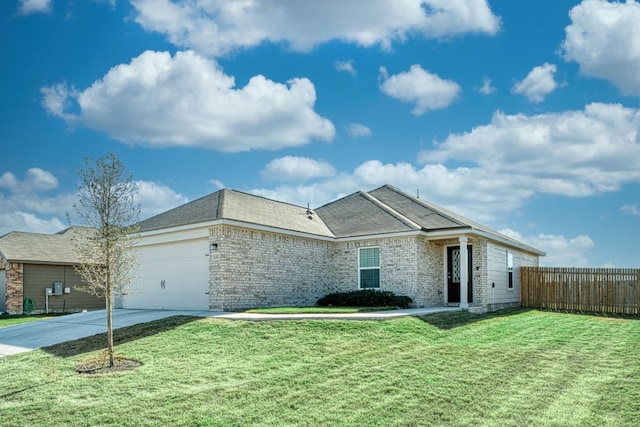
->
[317,290,412,308]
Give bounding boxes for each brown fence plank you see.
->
[520,267,640,315]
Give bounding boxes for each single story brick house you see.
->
[0,227,104,314]
[123,185,544,312]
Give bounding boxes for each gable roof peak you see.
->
[137,187,334,237]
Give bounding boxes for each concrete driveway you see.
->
[0,309,211,358]
[0,306,460,358]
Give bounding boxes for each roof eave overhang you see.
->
[2,259,79,266]
[136,220,545,256]
[334,229,422,242]
[473,228,546,256]
[421,227,545,256]
[138,218,336,243]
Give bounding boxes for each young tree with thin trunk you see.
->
[73,153,139,368]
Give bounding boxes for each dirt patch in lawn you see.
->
[75,351,142,375]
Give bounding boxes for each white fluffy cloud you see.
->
[253,160,534,223]
[0,173,18,189]
[500,229,594,267]
[0,168,71,236]
[0,212,65,236]
[40,83,75,120]
[131,0,500,57]
[347,123,372,138]
[512,63,559,103]
[17,0,51,15]
[620,204,640,216]
[135,181,189,219]
[421,103,640,196]
[334,60,357,76]
[261,157,336,182]
[379,65,461,115]
[252,164,595,266]
[251,100,640,262]
[0,168,58,193]
[479,77,496,95]
[562,0,640,96]
[0,167,190,234]
[208,179,225,190]
[41,50,335,152]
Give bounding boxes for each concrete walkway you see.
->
[0,306,460,358]
[211,306,461,321]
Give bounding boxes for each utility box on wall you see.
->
[53,281,63,296]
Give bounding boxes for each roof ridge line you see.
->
[228,188,312,210]
[361,191,422,231]
[385,185,466,227]
[216,188,225,218]
[382,186,544,253]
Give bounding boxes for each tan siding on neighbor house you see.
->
[23,264,104,313]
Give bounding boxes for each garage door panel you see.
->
[123,237,210,310]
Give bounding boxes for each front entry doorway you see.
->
[447,245,473,304]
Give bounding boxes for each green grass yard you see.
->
[0,314,56,328]
[0,309,638,426]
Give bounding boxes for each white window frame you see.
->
[507,252,514,291]
[358,246,380,289]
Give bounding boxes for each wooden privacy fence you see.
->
[521,267,640,315]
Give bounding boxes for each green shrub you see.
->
[317,290,412,308]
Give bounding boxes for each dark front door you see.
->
[447,245,473,304]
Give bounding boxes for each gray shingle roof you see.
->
[367,186,465,230]
[317,185,476,238]
[136,190,224,232]
[314,191,418,237]
[0,185,542,264]
[316,185,543,254]
[0,226,93,264]
[137,189,334,237]
[136,185,543,255]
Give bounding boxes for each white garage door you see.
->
[123,238,210,310]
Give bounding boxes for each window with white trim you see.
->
[359,247,380,289]
[507,252,514,290]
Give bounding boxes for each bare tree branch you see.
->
[72,153,140,367]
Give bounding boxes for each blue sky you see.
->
[1,0,639,267]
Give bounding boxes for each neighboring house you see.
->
[124,185,544,312]
[0,227,104,315]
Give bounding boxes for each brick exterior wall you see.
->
[333,237,422,301]
[416,239,444,306]
[205,224,539,311]
[208,225,335,311]
[428,238,487,307]
[4,260,24,315]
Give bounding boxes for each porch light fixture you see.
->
[211,243,218,250]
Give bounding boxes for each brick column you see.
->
[6,263,24,315]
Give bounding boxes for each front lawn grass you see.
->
[0,313,56,328]
[0,309,638,426]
